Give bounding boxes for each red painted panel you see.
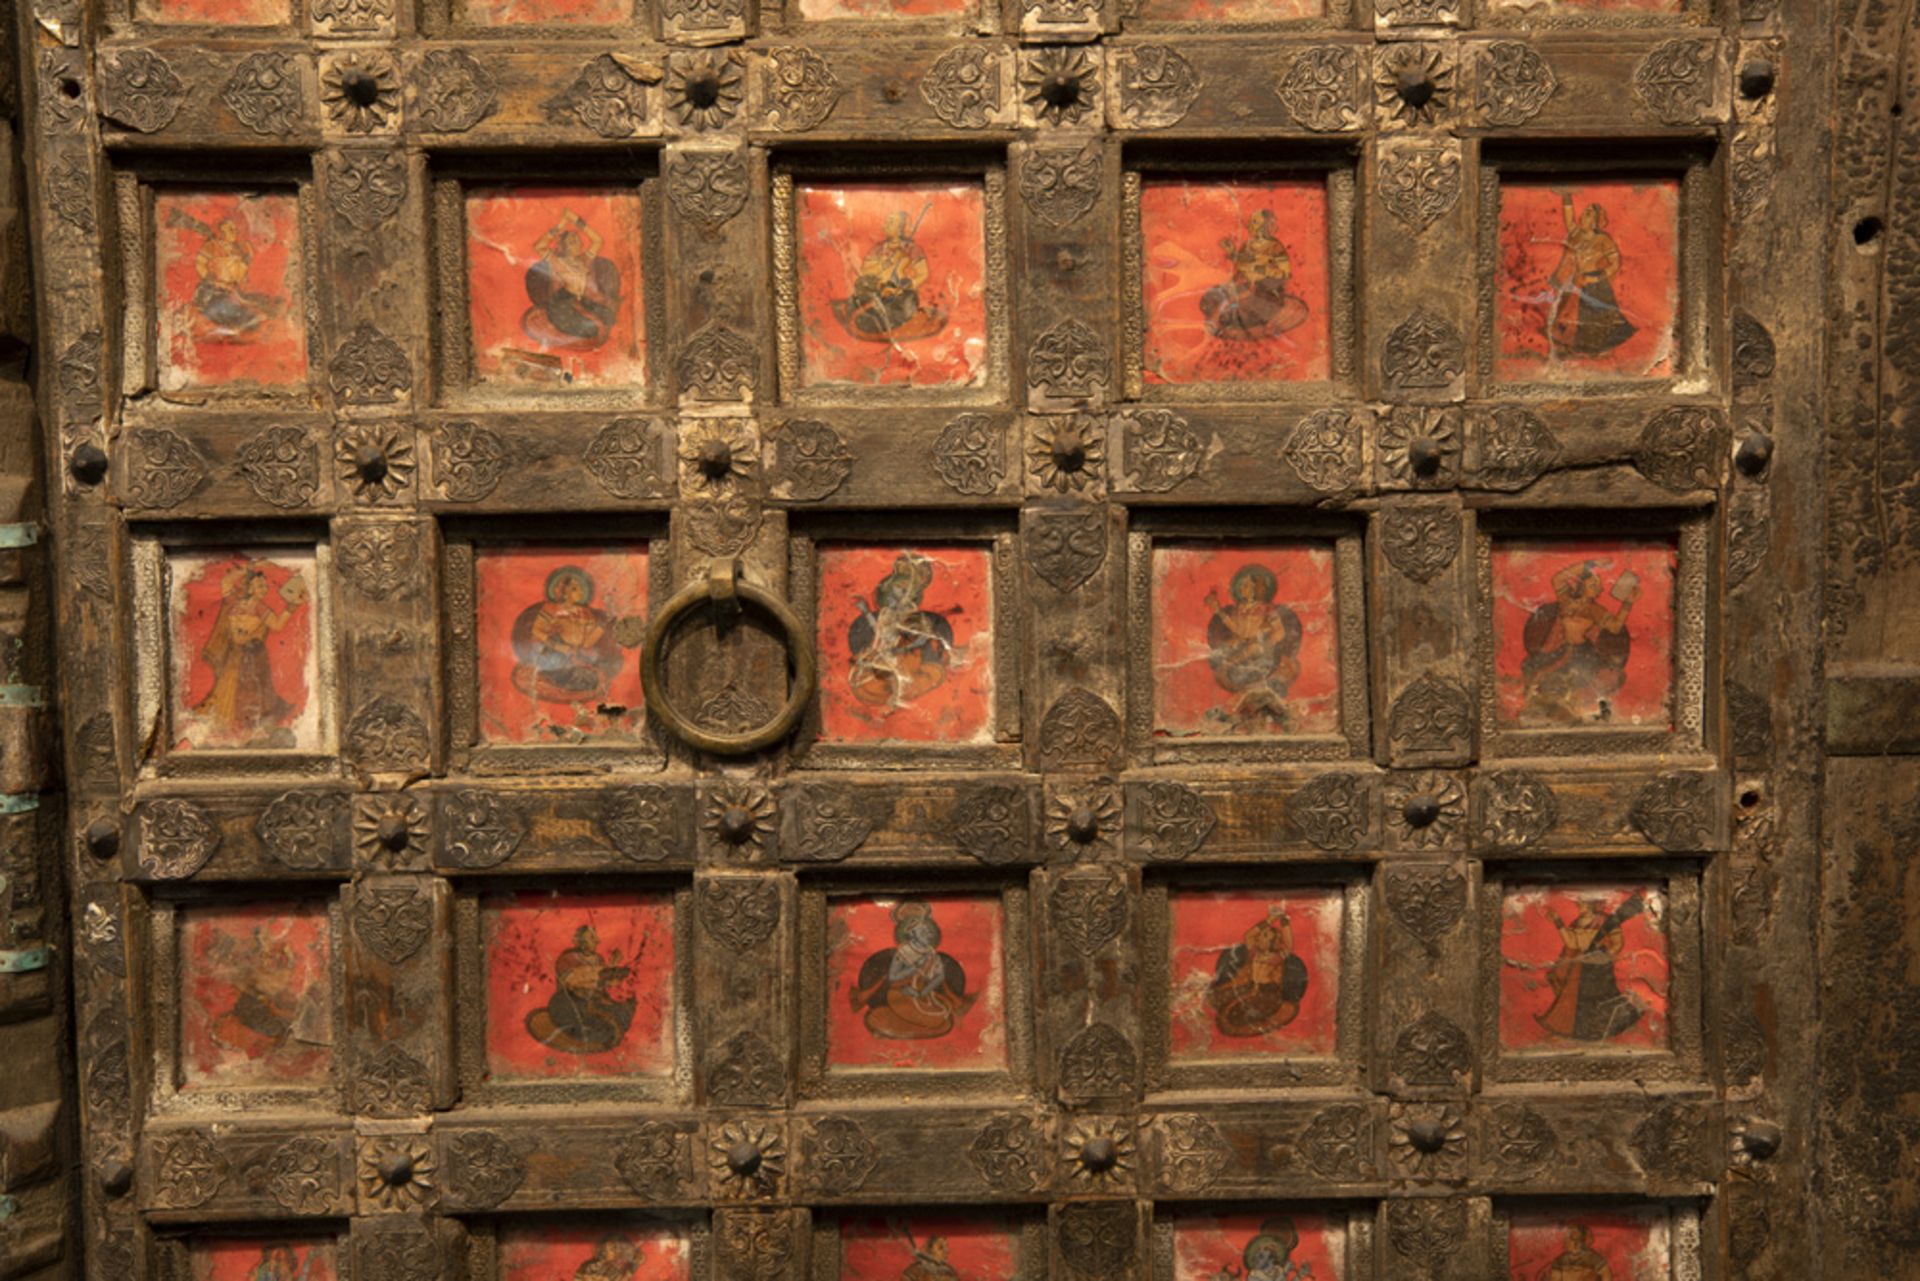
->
[1170,1212,1345,1281]
[815,544,994,745]
[1499,883,1671,1053]
[467,188,647,389]
[474,544,649,745]
[484,891,676,1080]
[155,191,308,391]
[171,549,317,752]
[839,1216,1021,1280]
[796,182,988,389]
[142,0,289,23]
[191,1240,337,1281]
[1491,538,1677,729]
[465,0,630,22]
[1141,179,1331,385]
[1152,540,1341,737]
[180,903,332,1090]
[1508,1208,1670,1281]
[1168,888,1342,1061]
[498,1223,690,1281]
[826,894,1005,1071]
[1497,181,1680,382]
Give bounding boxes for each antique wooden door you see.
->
[22,0,1826,1273]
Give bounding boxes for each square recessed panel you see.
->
[1140,179,1331,385]
[1508,1207,1672,1281]
[1168,888,1342,1061]
[839,1215,1021,1280]
[179,902,332,1091]
[466,187,648,389]
[1151,540,1342,738]
[815,543,995,745]
[155,191,308,391]
[1499,881,1672,1053]
[1171,1212,1348,1281]
[473,543,649,745]
[483,890,676,1081]
[795,182,989,389]
[1490,537,1677,729]
[191,1240,337,1281]
[826,893,1006,1072]
[168,548,320,754]
[1496,179,1680,382]
[498,1223,691,1281]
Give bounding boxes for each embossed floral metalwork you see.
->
[329,150,405,231]
[1392,1010,1471,1086]
[1028,319,1110,399]
[152,1130,226,1209]
[1389,1102,1466,1179]
[1634,39,1716,125]
[353,884,432,966]
[1380,406,1461,488]
[616,1122,692,1198]
[932,413,1006,495]
[337,523,419,600]
[330,323,412,405]
[1487,1104,1557,1177]
[1131,781,1215,861]
[415,50,498,133]
[709,1119,785,1198]
[1297,1104,1372,1179]
[432,422,508,502]
[1051,871,1129,955]
[442,1131,523,1209]
[787,787,871,863]
[337,423,416,503]
[1028,415,1105,494]
[1384,866,1467,949]
[548,54,654,138]
[237,426,319,510]
[1118,408,1206,493]
[349,698,430,771]
[127,428,207,510]
[1386,772,1465,847]
[1021,46,1099,127]
[1631,772,1714,850]
[708,1031,784,1106]
[1114,44,1200,129]
[967,1114,1041,1192]
[102,50,186,133]
[1635,406,1726,492]
[1155,1114,1231,1194]
[359,1137,436,1211]
[1475,769,1557,850]
[1062,1118,1136,1192]
[138,798,220,879]
[601,786,676,863]
[1478,41,1555,126]
[1045,787,1122,855]
[1382,504,1458,583]
[700,879,781,950]
[679,325,757,400]
[801,1117,877,1195]
[764,47,841,131]
[1380,142,1461,233]
[770,419,852,501]
[357,1043,432,1115]
[1383,308,1465,390]
[1289,773,1373,852]
[1472,405,1560,490]
[1026,505,1108,592]
[953,785,1027,865]
[1281,408,1363,493]
[1386,1199,1465,1270]
[322,54,401,133]
[922,45,1001,129]
[679,418,759,496]
[443,790,523,869]
[257,790,341,870]
[667,51,745,131]
[668,150,749,231]
[1389,673,1472,755]
[1376,43,1453,126]
[1276,46,1362,132]
[1058,1203,1135,1279]
[265,1135,340,1215]
[1020,142,1100,230]
[1058,1022,1136,1099]
[585,418,667,499]
[702,783,777,857]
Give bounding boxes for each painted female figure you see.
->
[248,1245,310,1281]
[525,924,636,1054]
[191,561,308,749]
[1214,1219,1315,1281]
[207,925,327,1067]
[572,1237,642,1281]
[1204,564,1304,732]
[524,210,623,351]
[850,900,976,1040]
[1541,1225,1613,1281]
[170,209,283,339]
[901,1236,957,1281]
[1207,906,1310,1038]
[509,566,630,704]
[833,209,947,342]
[1201,210,1310,343]
[1535,895,1649,1043]
[847,553,956,711]
[1547,193,1636,359]
[1520,560,1639,722]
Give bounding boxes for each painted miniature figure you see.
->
[168,208,285,340]
[1204,563,1305,732]
[571,1237,642,1281]
[1537,1225,1613,1281]
[899,1233,957,1281]
[525,210,624,351]
[1201,210,1309,343]
[849,899,976,1040]
[833,208,947,342]
[847,553,957,711]
[205,925,327,1065]
[1547,193,1635,359]
[1207,906,1310,1038]
[1533,893,1651,1043]
[508,565,637,705]
[191,560,309,748]
[1213,1220,1316,1281]
[1519,559,1640,722]
[524,924,637,1054]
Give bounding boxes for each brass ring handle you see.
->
[639,561,816,755]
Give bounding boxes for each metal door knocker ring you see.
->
[639,559,816,755]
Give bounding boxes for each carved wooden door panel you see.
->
[26,0,1822,1274]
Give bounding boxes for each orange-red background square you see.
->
[796,182,988,389]
[192,1240,336,1281]
[467,188,647,389]
[474,544,649,745]
[155,191,307,391]
[815,543,994,745]
[464,0,629,21]
[1491,537,1676,728]
[1140,179,1331,384]
[1171,1212,1345,1281]
[1497,180,1679,382]
[1499,882,1671,1053]
[1152,541,1341,737]
[1508,1208,1669,1281]
[483,891,675,1081]
[498,1223,690,1281]
[170,550,318,753]
[826,893,1005,1072]
[838,1216,1020,1280]
[180,902,332,1090]
[1168,888,1342,1061]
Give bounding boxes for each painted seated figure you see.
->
[1543,1225,1613,1281]
[1208,905,1310,1037]
[1520,559,1638,723]
[509,566,629,705]
[525,924,636,1054]
[847,552,955,711]
[524,211,623,351]
[1204,563,1304,733]
[1201,210,1310,343]
[833,210,947,342]
[850,899,976,1040]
